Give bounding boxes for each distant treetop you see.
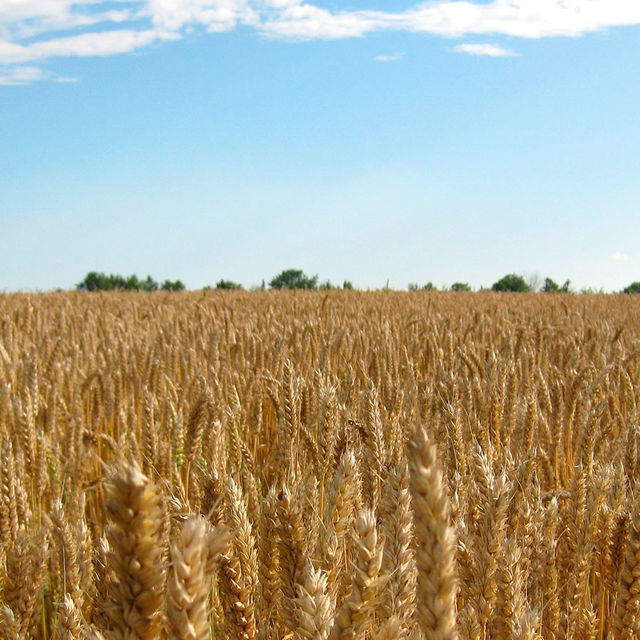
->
[269,269,318,290]
[450,282,472,292]
[623,282,640,294]
[492,273,531,292]
[73,270,631,294]
[77,272,185,291]
[408,282,436,291]
[161,279,186,291]
[216,279,244,290]
[543,277,571,293]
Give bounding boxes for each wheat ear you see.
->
[409,425,458,640]
[330,508,384,640]
[613,496,640,640]
[379,460,416,632]
[57,594,85,640]
[103,459,165,640]
[167,516,226,640]
[295,565,334,640]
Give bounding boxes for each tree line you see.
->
[77,272,185,292]
[408,274,572,293]
[76,270,640,294]
[76,270,353,292]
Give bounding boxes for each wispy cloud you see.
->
[0,29,179,65]
[452,43,516,56]
[2,1,640,83]
[375,52,404,62]
[612,252,631,262]
[0,64,78,84]
[0,65,44,85]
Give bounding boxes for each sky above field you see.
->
[2,1,640,291]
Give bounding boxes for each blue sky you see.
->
[1,1,639,291]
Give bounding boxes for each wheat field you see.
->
[0,290,639,640]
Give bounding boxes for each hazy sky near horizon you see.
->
[2,0,639,291]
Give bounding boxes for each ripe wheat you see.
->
[0,290,638,640]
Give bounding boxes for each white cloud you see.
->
[3,0,640,83]
[0,65,44,85]
[0,29,178,65]
[145,0,251,32]
[259,6,389,40]
[452,42,516,56]
[404,1,640,39]
[256,0,640,40]
[375,52,405,62]
[612,252,631,262]
[0,63,78,84]
[0,1,136,39]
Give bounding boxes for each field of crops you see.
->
[0,290,639,640]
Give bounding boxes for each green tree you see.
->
[216,279,243,290]
[623,282,640,294]
[77,271,106,291]
[492,274,531,292]
[269,269,318,290]
[161,279,186,291]
[450,282,471,292]
[125,274,141,290]
[342,280,354,290]
[408,282,436,291]
[77,272,178,291]
[140,275,158,291]
[77,271,123,290]
[543,277,571,293]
